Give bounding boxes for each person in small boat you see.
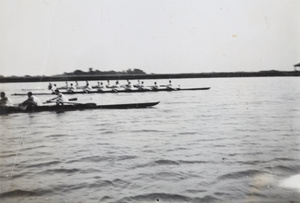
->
[67,83,76,93]
[47,89,68,105]
[0,92,13,106]
[20,92,42,107]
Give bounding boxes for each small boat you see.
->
[0,101,160,115]
[12,87,211,96]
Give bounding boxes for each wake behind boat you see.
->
[0,101,160,115]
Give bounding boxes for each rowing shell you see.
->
[12,87,210,96]
[0,101,160,115]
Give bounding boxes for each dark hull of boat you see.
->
[12,87,210,96]
[0,101,159,115]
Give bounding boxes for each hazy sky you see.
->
[0,0,299,76]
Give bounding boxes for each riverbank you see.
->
[0,70,299,83]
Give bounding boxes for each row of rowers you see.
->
[48,80,177,92]
[0,90,69,107]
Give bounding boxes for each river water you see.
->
[0,77,300,203]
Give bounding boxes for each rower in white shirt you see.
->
[67,83,76,93]
[166,80,175,90]
[0,92,13,106]
[83,81,93,92]
[152,81,159,90]
[20,92,42,107]
[47,89,68,105]
[51,84,57,93]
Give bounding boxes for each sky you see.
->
[0,0,299,76]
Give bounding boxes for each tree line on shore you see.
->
[0,68,146,78]
[62,68,146,76]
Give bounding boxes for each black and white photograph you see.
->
[0,0,300,202]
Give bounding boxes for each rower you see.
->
[167,80,173,89]
[114,80,120,88]
[126,81,133,90]
[98,82,104,88]
[20,92,42,107]
[83,81,92,93]
[126,80,131,87]
[138,81,145,90]
[152,81,159,90]
[106,80,111,88]
[135,80,141,88]
[47,89,68,105]
[48,82,52,90]
[67,83,76,93]
[0,92,13,106]
[51,84,57,93]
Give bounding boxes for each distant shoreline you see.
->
[0,70,299,83]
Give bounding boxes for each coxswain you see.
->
[20,92,42,107]
[0,92,13,106]
[47,89,68,105]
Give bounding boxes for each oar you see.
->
[43,100,96,107]
[43,97,77,104]
[61,101,97,107]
